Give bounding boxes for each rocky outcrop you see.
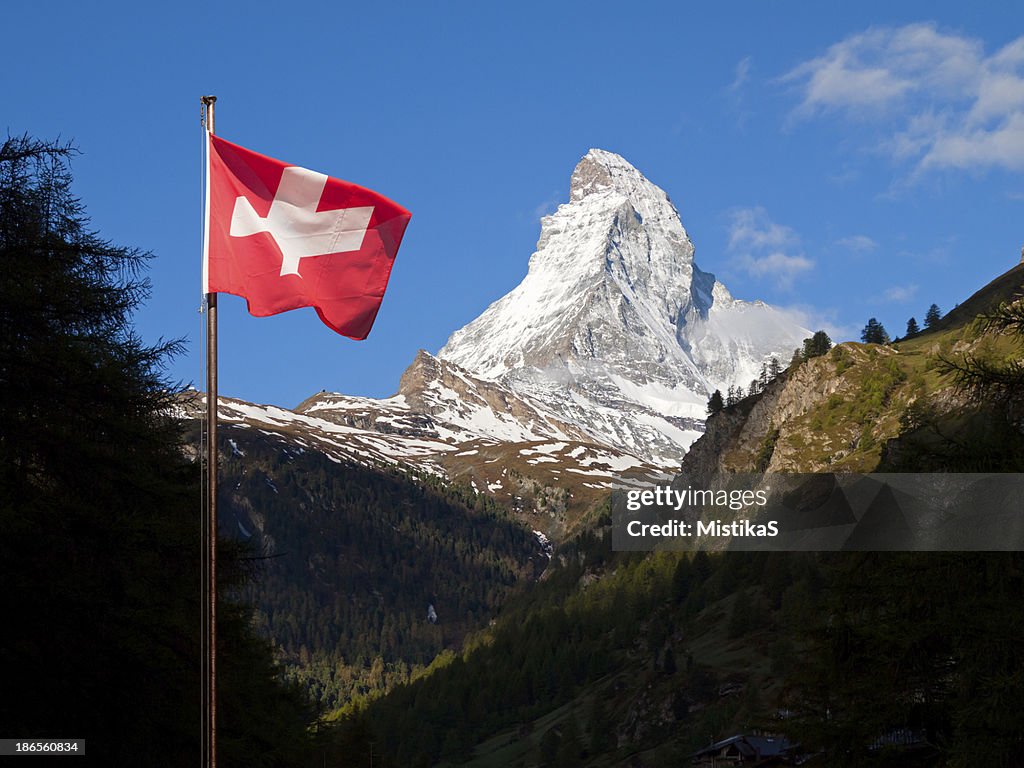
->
[681,343,919,479]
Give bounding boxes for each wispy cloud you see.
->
[836,234,879,253]
[730,56,752,93]
[828,166,862,186]
[735,252,815,281]
[781,23,1024,176]
[531,193,561,220]
[726,56,754,128]
[882,284,918,302]
[727,206,813,289]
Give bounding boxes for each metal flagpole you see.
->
[200,94,218,768]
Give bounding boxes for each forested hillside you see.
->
[205,422,547,710]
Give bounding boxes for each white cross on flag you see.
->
[203,134,411,339]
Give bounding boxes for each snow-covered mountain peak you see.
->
[569,149,657,201]
[442,149,705,382]
[439,149,809,465]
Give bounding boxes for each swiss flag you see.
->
[203,134,411,339]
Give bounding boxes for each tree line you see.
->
[707,330,833,415]
[862,303,943,345]
[706,302,950,416]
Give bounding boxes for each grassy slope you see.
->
[721,263,1024,474]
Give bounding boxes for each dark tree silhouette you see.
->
[802,330,833,360]
[706,389,724,415]
[861,318,890,345]
[726,385,739,407]
[0,136,312,766]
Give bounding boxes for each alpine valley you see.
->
[184,149,809,721]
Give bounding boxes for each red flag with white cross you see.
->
[203,134,411,339]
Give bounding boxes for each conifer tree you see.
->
[906,316,920,336]
[860,317,890,345]
[0,136,312,766]
[725,385,735,407]
[801,330,832,360]
[925,303,943,328]
[706,389,724,415]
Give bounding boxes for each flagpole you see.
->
[201,93,218,768]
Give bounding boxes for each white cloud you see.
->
[728,206,799,250]
[783,23,1024,175]
[921,112,1024,171]
[836,234,879,252]
[776,304,859,343]
[727,207,813,289]
[736,252,815,285]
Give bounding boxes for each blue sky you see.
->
[5,1,1023,407]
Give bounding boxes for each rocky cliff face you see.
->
[681,343,917,483]
[393,351,591,443]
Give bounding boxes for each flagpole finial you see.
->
[201,96,217,133]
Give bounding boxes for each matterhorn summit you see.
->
[439,149,808,465]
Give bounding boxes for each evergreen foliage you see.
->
[344,540,819,766]
[937,299,1024,410]
[905,316,920,336]
[725,385,739,408]
[0,136,312,765]
[212,425,541,711]
[801,330,832,360]
[860,317,890,345]
[924,303,943,328]
[890,297,1024,471]
[787,552,1024,767]
[706,389,724,415]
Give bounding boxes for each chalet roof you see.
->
[690,734,793,759]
